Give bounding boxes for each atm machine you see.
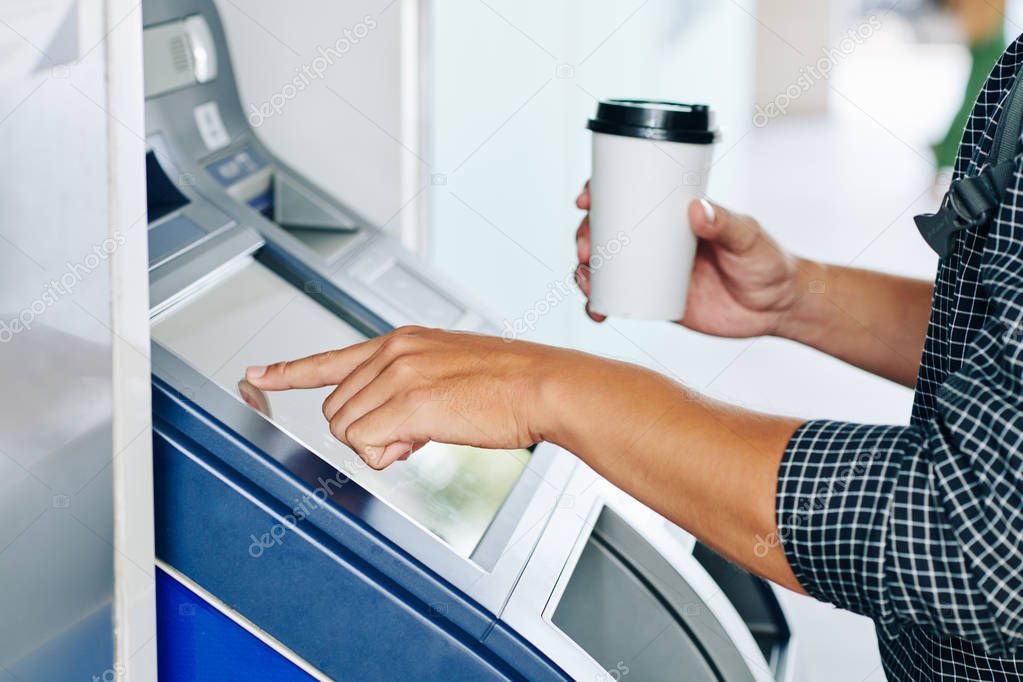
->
[142,1,798,679]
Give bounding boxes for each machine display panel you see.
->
[152,258,530,557]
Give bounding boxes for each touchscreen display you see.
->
[152,258,530,557]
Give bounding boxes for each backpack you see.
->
[915,70,1023,258]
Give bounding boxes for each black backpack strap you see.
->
[915,68,1023,258]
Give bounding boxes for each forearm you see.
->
[778,260,933,387]
[538,355,806,593]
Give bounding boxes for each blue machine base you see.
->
[156,567,314,681]
[151,376,570,681]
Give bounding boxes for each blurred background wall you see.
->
[220,1,1022,678]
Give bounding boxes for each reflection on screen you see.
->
[152,258,530,557]
[237,378,272,418]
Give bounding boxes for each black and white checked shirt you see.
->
[776,37,1023,681]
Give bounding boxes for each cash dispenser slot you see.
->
[691,542,791,674]
[204,145,358,234]
[146,149,191,223]
[551,508,759,682]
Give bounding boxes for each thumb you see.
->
[688,199,759,253]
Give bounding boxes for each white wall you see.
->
[426,0,756,345]
[754,0,836,116]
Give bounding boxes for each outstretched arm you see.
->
[247,309,1023,655]
[245,327,807,594]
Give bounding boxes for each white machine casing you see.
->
[141,3,799,680]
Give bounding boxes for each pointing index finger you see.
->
[246,336,385,391]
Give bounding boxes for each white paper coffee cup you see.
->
[586,100,718,320]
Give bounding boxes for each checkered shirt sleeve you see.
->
[776,38,1023,666]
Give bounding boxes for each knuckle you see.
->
[382,333,415,355]
[329,417,348,443]
[317,349,343,369]
[404,387,431,406]
[332,403,355,432]
[389,354,419,376]
[270,360,289,377]
[343,421,365,449]
[322,394,340,420]
[734,217,761,251]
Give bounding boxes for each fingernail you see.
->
[699,198,715,224]
[363,445,381,465]
[246,365,267,379]
[382,442,409,463]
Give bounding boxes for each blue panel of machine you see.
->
[156,567,315,681]
[148,214,207,265]
[246,190,272,215]
[150,378,569,681]
[206,146,267,186]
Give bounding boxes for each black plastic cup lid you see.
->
[587,99,718,144]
